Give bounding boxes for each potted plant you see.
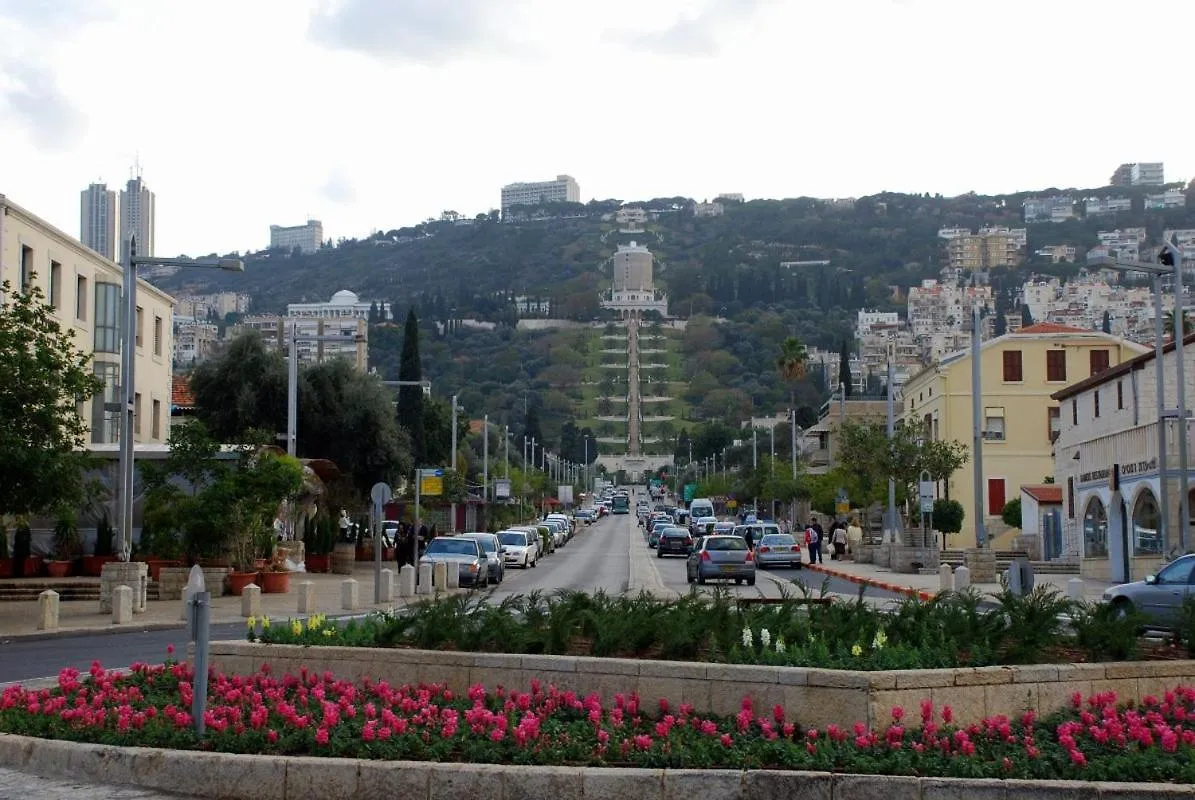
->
[12,523,36,577]
[48,514,82,578]
[82,513,117,576]
[304,516,333,573]
[259,560,291,593]
[0,522,10,578]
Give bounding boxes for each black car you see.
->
[657,526,694,557]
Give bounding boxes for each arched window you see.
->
[1083,497,1108,558]
[1132,490,1162,555]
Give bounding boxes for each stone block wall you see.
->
[890,545,940,573]
[158,566,230,600]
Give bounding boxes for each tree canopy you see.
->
[0,280,103,519]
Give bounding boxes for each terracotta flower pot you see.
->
[0,559,12,578]
[226,571,260,595]
[259,570,290,594]
[146,559,182,581]
[304,554,330,573]
[81,555,116,576]
[47,560,72,578]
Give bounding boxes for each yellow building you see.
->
[902,323,1148,546]
[1,193,175,446]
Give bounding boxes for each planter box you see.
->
[145,559,182,582]
[0,559,11,578]
[226,572,260,596]
[304,554,331,573]
[259,570,290,594]
[158,566,230,600]
[46,561,72,578]
[208,641,1195,731]
[81,555,117,577]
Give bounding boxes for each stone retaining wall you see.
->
[0,733,1184,800]
[208,642,1195,729]
[158,566,230,600]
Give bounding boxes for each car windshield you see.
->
[761,534,795,545]
[662,528,689,538]
[463,535,497,553]
[762,525,781,537]
[498,532,527,546]
[425,539,479,556]
[704,537,748,551]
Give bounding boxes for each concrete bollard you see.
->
[241,584,262,618]
[954,565,971,591]
[447,565,460,589]
[1067,577,1084,602]
[379,568,395,603]
[38,590,59,631]
[341,578,359,611]
[433,561,448,591]
[417,563,432,595]
[938,563,954,593]
[298,581,316,614]
[112,585,133,625]
[398,565,416,598]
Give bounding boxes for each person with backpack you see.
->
[806,520,823,564]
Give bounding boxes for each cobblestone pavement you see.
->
[0,767,195,799]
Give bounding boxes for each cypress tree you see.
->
[397,308,425,464]
[839,339,853,397]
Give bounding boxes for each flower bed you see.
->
[2,657,1195,783]
[249,588,1183,670]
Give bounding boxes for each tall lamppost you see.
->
[116,236,244,562]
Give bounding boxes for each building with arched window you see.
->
[1053,332,1195,581]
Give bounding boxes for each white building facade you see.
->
[119,177,155,262]
[80,183,117,261]
[500,175,580,216]
[269,220,323,254]
[287,289,387,320]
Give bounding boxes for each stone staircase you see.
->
[0,578,162,602]
[939,550,1080,575]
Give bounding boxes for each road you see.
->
[0,503,903,685]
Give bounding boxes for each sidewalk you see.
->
[0,565,446,641]
[803,557,1116,603]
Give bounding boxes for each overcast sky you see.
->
[1,0,1191,257]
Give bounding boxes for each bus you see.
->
[611,494,630,514]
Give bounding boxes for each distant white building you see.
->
[80,183,117,261]
[1034,245,1077,263]
[601,241,668,318]
[1145,188,1186,211]
[693,201,724,217]
[1084,196,1132,217]
[1023,196,1075,223]
[287,289,388,320]
[234,314,368,371]
[176,292,251,320]
[174,322,219,366]
[500,175,580,216]
[855,309,900,337]
[270,220,323,254]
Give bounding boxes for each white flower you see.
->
[759,628,772,648]
[742,626,754,648]
[774,636,786,654]
[872,629,888,650]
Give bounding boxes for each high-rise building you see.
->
[500,175,580,216]
[119,176,155,263]
[80,183,117,260]
[1110,162,1164,187]
[269,220,323,254]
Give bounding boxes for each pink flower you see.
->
[941,705,954,724]
[315,728,330,745]
[166,645,174,655]
[1069,748,1087,767]
[719,733,732,747]
[890,706,905,722]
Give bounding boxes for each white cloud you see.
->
[320,170,357,205]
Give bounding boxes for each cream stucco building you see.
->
[1,193,175,447]
[903,323,1148,546]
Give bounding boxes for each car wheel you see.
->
[794,561,802,570]
[657,549,664,558]
[522,557,529,569]
[531,558,537,568]
[1111,598,1134,619]
[747,576,756,587]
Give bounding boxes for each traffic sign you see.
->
[836,501,850,514]
[370,482,393,507]
[494,478,512,499]
[420,468,444,496]
[919,472,934,514]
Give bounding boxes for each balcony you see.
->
[1072,418,1195,480]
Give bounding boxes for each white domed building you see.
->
[286,289,388,320]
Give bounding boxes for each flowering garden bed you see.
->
[2,656,1195,783]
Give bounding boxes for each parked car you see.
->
[457,532,505,584]
[686,535,756,586]
[497,529,538,569]
[1103,554,1195,627]
[419,536,488,587]
[755,533,802,569]
[656,527,694,557]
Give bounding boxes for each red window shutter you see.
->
[1090,349,1110,376]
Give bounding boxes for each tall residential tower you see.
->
[120,176,155,262]
[80,183,117,260]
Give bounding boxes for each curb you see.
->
[0,620,187,643]
[0,733,1178,800]
[804,562,936,602]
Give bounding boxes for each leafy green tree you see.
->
[1165,309,1193,338]
[933,499,965,536]
[776,336,809,409]
[838,339,853,397]
[1001,497,1023,529]
[838,420,968,509]
[397,308,425,463]
[189,332,286,440]
[523,403,544,450]
[0,279,103,519]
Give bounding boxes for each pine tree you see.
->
[397,308,425,464]
[839,339,853,397]
[1102,310,1112,334]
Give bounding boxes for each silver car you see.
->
[457,532,505,585]
[686,535,756,586]
[419,537,488,588]
[755,533,802,569]
[1103,554,1195,627]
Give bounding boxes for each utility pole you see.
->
[790,408,797,480]
[504,425,510,480]
[483,414,489,511]
[450,394,458,532]
[886,351,897,544]
[971,295,987,549]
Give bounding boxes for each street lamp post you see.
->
[970,292,986,549]
[117,236,244,563]
[450,395,461,532]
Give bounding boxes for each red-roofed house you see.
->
[903,324,1148,551]
[171,375,197,423]
[1018,484,1064,560]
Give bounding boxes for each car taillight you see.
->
[745,551,754,562]
[759,546,770,553]
[791,545,800,552]
[700,551,711,562]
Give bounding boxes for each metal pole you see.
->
[450,394,458,533]
[770,423,775,475]
[752,428,758,469]
[1173,250,1190,554]
[791,409,797,480]
[1155,275,1170,557]
[483,415,489,511]
[117,236,139,562]
[886,355,897,543]
[412,468,421,568]
[190,589,210,737]
[287,322,298,457]
[505,425,510,479]
[971,297,987,548]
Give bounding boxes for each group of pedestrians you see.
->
[391,520,435,567]
[801,516,861,563]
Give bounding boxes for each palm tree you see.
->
[1165,309,1194,339]
[776,336,809,409]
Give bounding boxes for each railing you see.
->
[1074,418,1195,479]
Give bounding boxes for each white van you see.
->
[689,498,714,520]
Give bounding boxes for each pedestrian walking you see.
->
[806,520,823,564]
[831,521,848,560]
